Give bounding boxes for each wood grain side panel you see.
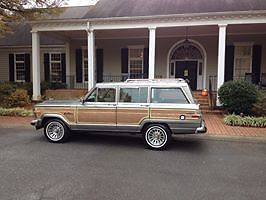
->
[150,108,196,120]
[117,108,149,125]
[37,108,76,123]
[77,108,116,124]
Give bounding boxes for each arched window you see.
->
[170,43,203,60]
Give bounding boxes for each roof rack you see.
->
[125,78,186,83]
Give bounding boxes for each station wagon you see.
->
[31,79,207,149]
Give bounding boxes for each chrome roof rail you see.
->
[125,78,186,83]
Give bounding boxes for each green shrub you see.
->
[0,107,32,117]
[224,114,266,128]
[252,90,266,116]
[8,89,31,107]
[16,82,33,96]
[0,82,17,107]
[218,80,259,114]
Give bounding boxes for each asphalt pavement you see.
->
[0,128,265,200]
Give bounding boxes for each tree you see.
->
[0,0,66,36]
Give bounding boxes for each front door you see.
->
[175,61,197,90]
[77,87,117,129]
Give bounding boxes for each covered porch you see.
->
[30,14,266,103]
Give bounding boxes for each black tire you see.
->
[43,119,70,143]
[142,124,172,150]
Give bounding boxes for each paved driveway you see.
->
[0,128,265,200]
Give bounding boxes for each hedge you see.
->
[224,114,266,128]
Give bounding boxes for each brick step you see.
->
[200,106,210,109]
[196,99,209,103]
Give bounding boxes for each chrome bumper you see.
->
[30,119,42,130]
[195,120,207,134]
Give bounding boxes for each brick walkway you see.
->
[204,114,266,137]
[0,115,265,138]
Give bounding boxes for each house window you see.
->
[234,45,252,80]
[50,53,62,82]
[129,47,144,78]
[83,49,88,82]
[15,53,25,82]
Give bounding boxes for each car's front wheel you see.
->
[44,119,70,143]
[143,124,171,150]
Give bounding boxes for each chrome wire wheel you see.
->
[145,125,168,149]
[45,121,65,142]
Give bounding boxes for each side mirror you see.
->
[80,97,85,104]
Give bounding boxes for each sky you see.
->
[66,0,99,6]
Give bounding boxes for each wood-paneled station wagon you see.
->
[31,79,207,149]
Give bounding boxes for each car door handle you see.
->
[106,104,116,106]
[140,104,149,107]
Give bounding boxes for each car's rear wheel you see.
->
[143,124,171,150]
[44,119,70,143]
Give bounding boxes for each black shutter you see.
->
[25,54,31,82]
[143,48,149,78]
[252,45,262,84]
[61,53,66,83]
[76,49,83,83]
[224,45,234,82]
[121,48,128,74]
[9,54,15,82]
[44,53,50,81]
[96,49,104,83]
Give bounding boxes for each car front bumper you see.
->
[30,119,42,130]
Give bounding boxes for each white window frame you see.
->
[128,45,144,78]
[233,42,253,80]
[82,48,88,83]
[49,52,62,83]
[14,53,26,83]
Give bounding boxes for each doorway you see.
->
[175,61,197,90]
[168,39,206,90]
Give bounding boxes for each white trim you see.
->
[128,46,145,77]
[29,10,266,24]
[166,39,207,89]
[30,11,266,32]
[49,52,62,83]
[14,53,26,83]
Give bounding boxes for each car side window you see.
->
[151,88,189,104]
[119,87,148,103]
[97,88,116,102]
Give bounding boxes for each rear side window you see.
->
[119,87,148,103]
[151,88,189,104]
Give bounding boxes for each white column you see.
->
[65,41,71,88]
[216,24,227,106]
[87,29,95,91]
[31,30,41,101]
[148,27,156,79]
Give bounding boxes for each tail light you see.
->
[192,113,201,119]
